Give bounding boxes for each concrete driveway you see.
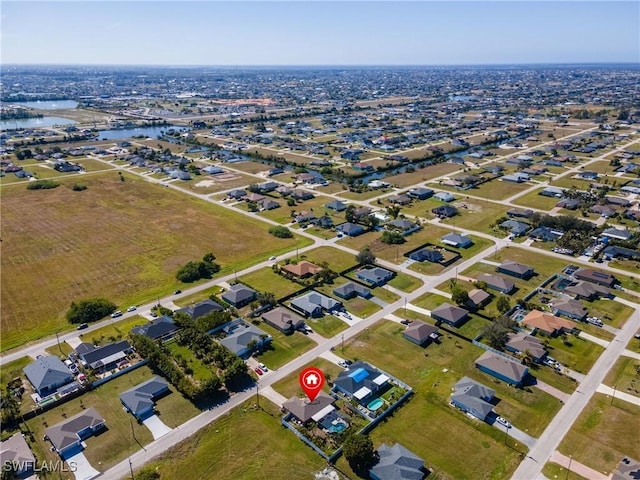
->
[142,414,172,440]
[66,451,100,480]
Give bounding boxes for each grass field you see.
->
[602,356,640,398]
[558,393,640,476]
[24,365,200,472]
[254,322,317,369]
[511,188,563,211]
[298,246,359,272]
[0,357,31,386]
[387,272,423,292]
[542,462,588,480]
[1,173,307,351]
[439,200,510,235]
[44,341,74,359]
[336,320,557,479]
[239,268,301,299]
[463,178,532,200]
[544,334,605,375]
[142,400,325,480]
[79,315,147,345]
[272,358,344,398]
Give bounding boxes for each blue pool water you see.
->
[328,422,347,433]
[367,398,384,411]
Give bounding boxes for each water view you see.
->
[13,100,79,110]
[97,125,189,140]
[0,117,77,130]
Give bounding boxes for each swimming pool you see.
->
[367,398,384,411]
[328,422,347,433]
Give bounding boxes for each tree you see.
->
[345,204,357,223]
[451,287,469,307]
[381,230,405,245]
[482,316,515,350]
[134,466,160,480]
[269,226,293,238]
[343,433,375,473]
[66,298,116,324]
[356,246,376,265]
[386,205,401,219]
[496,296,511,314]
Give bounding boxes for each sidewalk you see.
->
[535,380,571,403]
[579,332,610,348]
[549,450,610,480]
[258,385,288,408]
[596,384,640,407]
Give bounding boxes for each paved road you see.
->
[510,302,640,480]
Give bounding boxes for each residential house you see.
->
[325,200,347,212]
[529,226,564,242]
[450,376,495,421]
[46,408,105,457]
[539,186,564,198]
[0,433,36,477]
[282,261,323,278]
[258,198,280,211]
[603,246,640,261]
[370,443,427,480]
[502,172,530,183]
[407,187,434,200]
[430,303,469,327]
[333,282,372,300]
[520,310,577,336]
[475,351,528,387]
[573,268,617,288]
[432,205,458,218]
[227,189,246,200]
[290,291,342,318]
[476,274,516,295]
[507,208,534,219]
[295,212,316,224]
[556,199,580,210]
[565,281,612,301]
[332,361,390,404]
[175,299,224,320]
[499,219,530,237]
[403,321,439,347]
[467,289,491,309]
[292,189,315,201]
[261,307,306,334]
[283,392,336,425]
[23,356,73,397]
[441,233,472,248]
[601,228,633,241]
[355,266,395,287]
[590,204,616,218]
[505,333,547,363]
[387,194,412,205]
[433,191,455,202]
[130,316,179,342]
[387,219,421,236]
[119,376,170,420]
[221,283,257,307]
[218,319,271,358]
[552,298,588,321]
[497,261,534,279]
[75,340,133,372]
[336,222,365,237]
[409,248,444,263]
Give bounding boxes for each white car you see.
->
[258,362,268,372]
[110,310,122,318]
[126,306,137,312]
[496,416,512,428]
[268,256,276,261]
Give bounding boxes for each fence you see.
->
[91,359,148,388]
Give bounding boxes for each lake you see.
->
[97,126,189,140]
[0,117,77,130]
[12,100,79,110]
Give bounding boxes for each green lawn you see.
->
[439,200,510,235]
[603,356,640,398]
[305,314,349,338]
[239,268,302,299]
[142,400,325,480]
[24,365,200,472]
[545,334,605,375]
[586,299,634,329]
[44,341,74,359]
[166,340,215,382]
[80,315,148,345]
[412,293,450,311]
[467,178,532,200]
[254,322,317,369]
[337,320,558,479]
[173,286,225,307]
[558,393,640,476]
[511,188,562,210]
[388,272,424,292]
[299,246,359,272]
[0,357,31,386]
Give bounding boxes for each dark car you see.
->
[173,290,182,295]
[77,323,89,330]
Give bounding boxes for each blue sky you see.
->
[2,1,638,65]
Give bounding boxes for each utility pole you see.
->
[256,383,260,408]
[341,334,344,353]
[611,385,616,405]
[129,458,134,480]
[56,332,62,354]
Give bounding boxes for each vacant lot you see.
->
[239,268,301,299]
[603,356,640,398]
[1,173,305,351]
[254,322,317,369]
[299,246,359,272]
[144,400,324,480]
[558,393,640,476]
[272,358,344,398]
[512,189,563,210]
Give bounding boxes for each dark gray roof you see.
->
[291,291,342,315]
[119,376,169,417]
[403,321,438,345]
[430,303,468,324]
[45,407,104,452]
[222,283,257,305]
[450,376,495,420]
[23,356,72,394]
[506,333,547,360]
[261,307,305,331]
[78,340,131,369]
[477,273,515,293]
[356,266,394,284]
[219,320,270,355]
[441,233,471,246]
[370,443,425,480]
[130,316,179,340]
[337,222,364,235]
[0,433,35,467]
[333,282,371,298]
[498,261,533,277]
[175,299,224,320]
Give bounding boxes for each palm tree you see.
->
[519,349,535,367]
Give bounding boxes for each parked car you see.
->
[77,323,88,330]
[258,363,268,372]
[69,364,79,375]
[496,416,512,428]
[268,256,276,261]
[126,306,137,312]
[150,311,158,318]
[111,310,122,318]
[254,367,263,376]
[173,290,182,295]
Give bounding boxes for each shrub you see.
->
[66,298,116,324]
[71,184,87,191]
[27,179,59,190]
[269,226,293,238]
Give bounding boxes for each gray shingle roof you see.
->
[370,443,425,480]
[119,376,169,417]
[45,407,104,452]
[23,356,73,395]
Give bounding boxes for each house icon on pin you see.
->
[305,373,319,385]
